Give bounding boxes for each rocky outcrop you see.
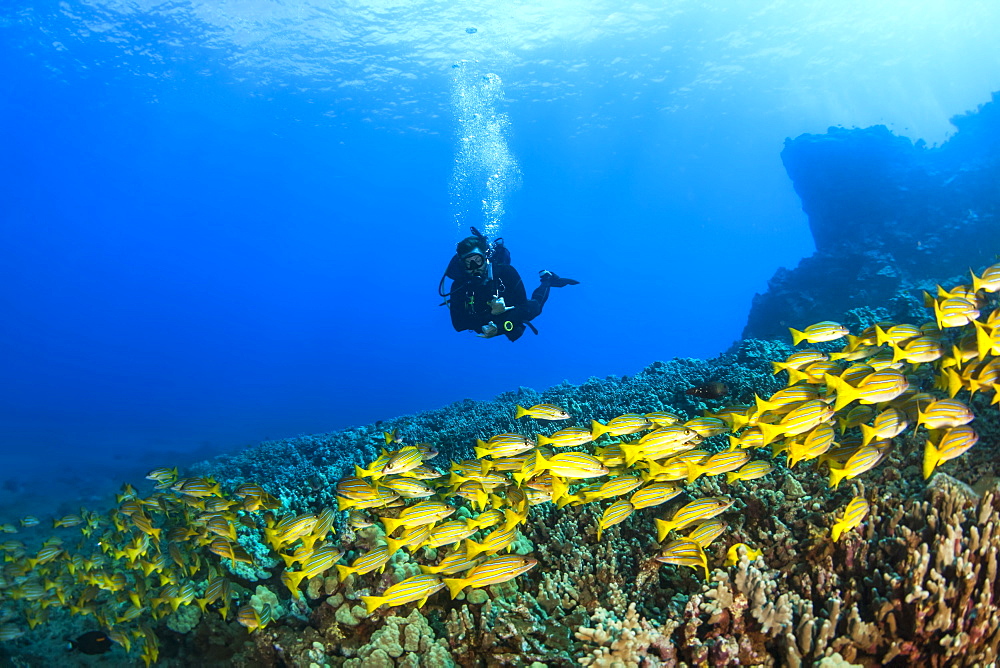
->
[743,91,1000,341]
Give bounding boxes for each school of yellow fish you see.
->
[0,261,998,663]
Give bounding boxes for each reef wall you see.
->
[743,91,1000,342]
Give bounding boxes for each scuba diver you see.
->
[439,227,579,341]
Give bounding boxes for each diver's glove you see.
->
[488,297,514,316]
[478,322,499,338]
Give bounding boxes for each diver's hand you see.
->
[488,297,514,316]
[478,322,499,338]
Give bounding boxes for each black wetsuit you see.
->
[449,263,552,342]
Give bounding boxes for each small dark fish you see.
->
[466,27,477,34]
[686,382,729,400]
[69,631,113,655]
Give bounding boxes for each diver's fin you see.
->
[539,270,579,288]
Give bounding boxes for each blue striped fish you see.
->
[685,450,750,484]
[282,545,344,593]
[630,481,683,509]
[464,524,519,559]
[825,370,909,412]
[529,451,608,480]
[787,423,836,467]
[474,434,534,459]
[380,501,455,536]
[924,425,978,479]
[385,525,432,555]
[933,295,979,329]
[828,442,889,489]
[596,499,634,540]
[772,349,829,374]
[685,519,727,548]
[917,398,974,430]
[874,323,922,346]
[383,446,425,476]
[758,400,834,446]
[591,414,653,439]
[789,321,849,345]
[655,497,733,541]
[860,407,908,445]
[421,520,479,550]
[830,496,870,541]
[237,602,271,632]
[726,460,773,483]
[335,545,390,580]
[420,549,480,575]
[580,475,643,503]
[654,538,709,580]
[889,336,942,364]
[755,385,823,415]
[442,554,538,599]
[537,427,595,448]
[361,574,445,613]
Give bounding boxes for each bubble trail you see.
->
[450,60,520,239]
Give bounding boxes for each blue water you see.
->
[2,0,999,516]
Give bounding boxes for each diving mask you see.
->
[462,251,486,273]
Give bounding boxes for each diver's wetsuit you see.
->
[449,263,552,341]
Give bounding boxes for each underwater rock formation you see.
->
[743,91,1000,341]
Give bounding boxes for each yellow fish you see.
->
[420,549,480,575]
[644,411,683,427]
[591,414,653,439]
[757,400,835,446]
[382,446,425,476]
[889,336,942,364]
[361,574,446,613]
[685,450,750,484]
[655,497,733,541]
[380,501,455,535]
[237,603,271,632]
[526,451,608,481]
[873,323,922,347]
[629,481,683,509]
[515,404,570,420]
[923,425,978,479]
[685,519,726,548]
[474,434,534,459]
[336,545,390,580]
[916,398,974,430]
[596,499,634,541]
[772,349,829,374]
[830,497,870,541]
[385,525,432,555]
[443,554,537,598]
[828,442,889,489]
[655,538,709,580]
[860,407,908,446]
[825,370,909,412]
[933,295,979,329]
[464,524,519,559]
[789,321,849,345]
[579,475,643,503]
[724,542,763,566]
[971,261,1000,293]
[536,427,595,448]
[786,427,834,468]
[725,460,773,483]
